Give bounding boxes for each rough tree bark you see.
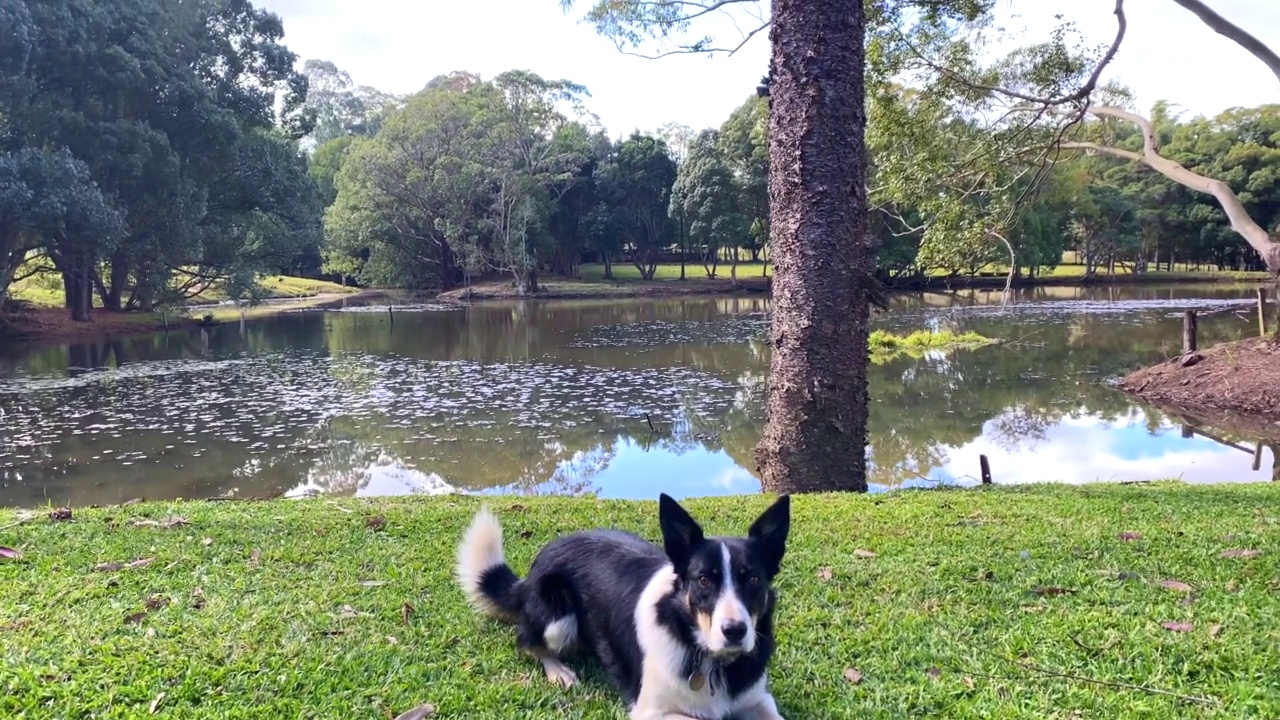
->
[754,0,873,493]
[1063,105,1280,273]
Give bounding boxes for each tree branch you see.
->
[1167,0,1280,84]
[1070,105,1280,271]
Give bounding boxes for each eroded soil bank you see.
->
[1116,336,1280,419]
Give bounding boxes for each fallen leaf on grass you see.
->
[402,602,415,625]
[853,549,877,560]
[249,548,261,565]
[123,611,148,625]
[0,546,21,560]
[144,595,170,611]
[48,507,72,521]
[1161,622,1194,632]
[963,676,976,689]
[1116,571,1141,581]
[1118,532,1143,541]
[358,580,389,587]
[816,568,833,581]
[1208,624,1223,638]
[129,516,188,529]
[927,667,942,680]
[338,604,363,619]
[842,667,863,684]
[365,515,386,531]
[149,692,166,714]
[518,529,534,539]
[1158,579,1192,592]
[1030,586,1076,597]
[120,498,144,507]
[1219,549,1261,559]
[393,703,437,720]
[93,557,155,572]
[201,537,214,546]
[1225,580,1239,593]
[387,635,399,645]
[191,587,206,610]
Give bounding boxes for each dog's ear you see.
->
[748,494,790,578]
[659,493,704,574]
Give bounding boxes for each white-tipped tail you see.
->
[456,505,511,617]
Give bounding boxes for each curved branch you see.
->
[1058,141,1143,163]
[1076,105,1280,271]
[1168,0,1280,84]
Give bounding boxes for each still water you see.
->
[0,284,1273,507]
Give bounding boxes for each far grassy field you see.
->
[8,270,356,310]
[1,483,1276,718]
[576,259,1266,284]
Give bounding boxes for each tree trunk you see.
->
[603,252,614,280]
[754,0,871,494]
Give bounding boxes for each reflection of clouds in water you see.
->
[933,412,1274,485]
[287,453,456,498]
[709,465,757,491]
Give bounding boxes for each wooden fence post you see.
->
[1183,310,1197,354]
[1258,288,1268,337]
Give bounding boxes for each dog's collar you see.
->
[687,652,731,696]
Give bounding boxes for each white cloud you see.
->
[259,0,1280,136]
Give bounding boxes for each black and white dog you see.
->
[456,493,791,720]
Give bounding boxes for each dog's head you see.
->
[658,493,790,660]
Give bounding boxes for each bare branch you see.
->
[1058,141,1143,163]
[1168,0,1280,84]
[1072,105,1280,270]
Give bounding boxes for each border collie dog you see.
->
[456,493,791,720]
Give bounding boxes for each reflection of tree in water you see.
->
[3,287,1269,502]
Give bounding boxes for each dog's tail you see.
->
[456,505,522,622]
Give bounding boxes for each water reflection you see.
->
[0,283,1273,506]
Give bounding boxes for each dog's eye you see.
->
[747,575,761,587]
[697,575,712,588]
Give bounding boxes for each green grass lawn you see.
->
[2,483,1277,719]
[8,272,356,310]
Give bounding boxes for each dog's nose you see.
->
[721,621,748,644]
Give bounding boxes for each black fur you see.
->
[464,494,791,713]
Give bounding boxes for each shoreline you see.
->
[1114,335,1280,429]
[1,484,1276,717]
[438,268,1266,303]
[0,290,381,347]
[2,269,1265,345]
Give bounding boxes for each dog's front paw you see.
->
[539,656,579,689]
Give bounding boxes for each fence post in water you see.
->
[979,455,992,485]
[1257,288,1268,337]
[1183,310,1197,354]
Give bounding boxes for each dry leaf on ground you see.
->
[1158,579,1192,592]
[1161,621,1194,632]
[843,667,863,684]
[853,549,877,559]
[393,703,437,720]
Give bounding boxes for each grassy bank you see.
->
[2,484,1277,718]
[2,275,364,343]
[441,263,1266,303]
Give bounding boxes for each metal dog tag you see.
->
[688,672,706,692]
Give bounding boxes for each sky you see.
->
[258,0,1280,137]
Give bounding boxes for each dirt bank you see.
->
[0,307,199,344]
[1115,336,1280,421]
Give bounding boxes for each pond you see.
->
[0,284,1274,507]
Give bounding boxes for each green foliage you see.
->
[0,0,325,315]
